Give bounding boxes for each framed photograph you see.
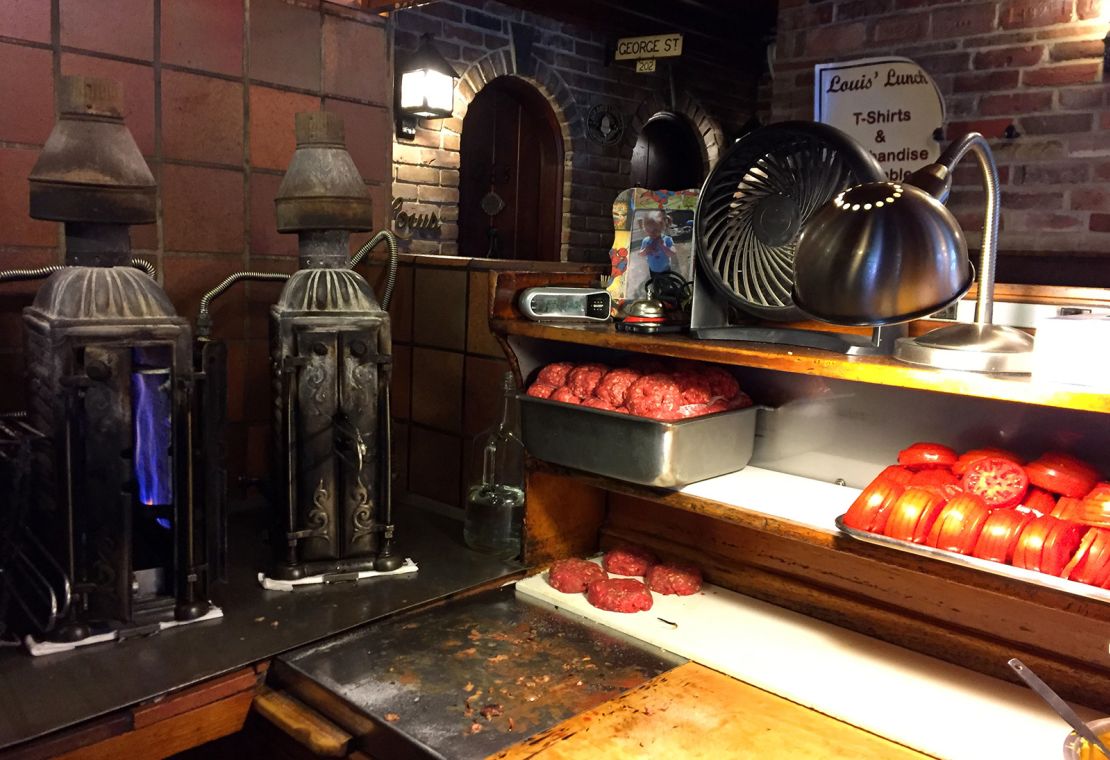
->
[606,188,699,306]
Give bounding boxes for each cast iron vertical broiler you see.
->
[19,76,216,640]
[269,112,400,579]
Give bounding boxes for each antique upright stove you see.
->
[270,112,400,580]
[22,76,215,641]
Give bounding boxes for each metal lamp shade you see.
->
[792,181,972,326]
[398,36,459,119]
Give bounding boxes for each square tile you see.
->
[60,0,153,60]
[389,264,413,343]
[391,421,409,499]
[413,266,467,350]
[0,0,51,44]
[0,249,57,349]
[249,0,321,92]
[322,15,389,105]
[410,346,463,432]
[244,421,271,479]
[463,355,510,436]
[244,255,297,339]
[321,98,391,183]
[0,43,52,145]
[240,338,272,424]
[162,164,245,253]
[0,147,58,247]
[408,426,461,507]
[390,343,411,420]
[248,85,320,170]
[466,270,503,358]
[61,54,156,156]
[161,253,248,340]
[0,352,28,411]
[162,70,244,166]
[249,171,298,255]
[162,0,244,77]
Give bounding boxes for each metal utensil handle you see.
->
[1008,658,1110,758]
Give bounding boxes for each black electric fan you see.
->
[690,121,905,354]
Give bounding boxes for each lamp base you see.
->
[894,323,1034,374]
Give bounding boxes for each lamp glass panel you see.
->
[424,70,454,113]
[399,69,455,117]
[400,68,428,110]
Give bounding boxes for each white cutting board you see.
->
[516,564,1101,760]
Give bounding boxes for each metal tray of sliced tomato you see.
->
[835,442,1110,604]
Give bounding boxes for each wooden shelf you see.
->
[492,319,1110,414]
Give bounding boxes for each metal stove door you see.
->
[293,330,340,562]
[335,329,381,560]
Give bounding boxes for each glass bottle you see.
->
[464,372,525,559]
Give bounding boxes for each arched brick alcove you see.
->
[626,90,726,179]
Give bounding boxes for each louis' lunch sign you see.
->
[814,57,945,182]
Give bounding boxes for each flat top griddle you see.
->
[277,586,684,759]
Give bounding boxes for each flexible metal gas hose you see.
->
[349,230,398,310]
[0,258,156,283]
[197,271,291,337]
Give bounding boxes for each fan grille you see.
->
[695,124,883,321]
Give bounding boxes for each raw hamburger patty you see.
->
[586,578,653,613]
[547,559,608,593]
[582,397,621,412]
[625,374,683,420]
[526,382,557,399]
[566,363,609,398]
[535,362,573,387]
[645,563,703,595]
[602,545,657,576]
[594,368,641,407]
[549,386,581,404]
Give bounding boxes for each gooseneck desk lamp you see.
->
[793,132,1034,374]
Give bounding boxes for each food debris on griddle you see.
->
[480,703,503,720]
[385,712,400,722]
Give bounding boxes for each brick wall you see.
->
[772,0,1110,281]
[0,0,392,484]
[390,0,763,264]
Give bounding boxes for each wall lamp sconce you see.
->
[396,34,459,140]
[793,132,1034,374]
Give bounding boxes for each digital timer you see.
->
[518,287,612,322]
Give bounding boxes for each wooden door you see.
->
[459,77,563,261]
[630,112,704,191]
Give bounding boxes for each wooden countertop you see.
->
[493,662,929,759]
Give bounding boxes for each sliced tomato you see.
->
[884,487,946,544]
[1062,528,1110,587]
[973,509,1033,564]
[925,493,991,554]
[952,447,1023,477]
[898,442,958,470]
[1024,452,1100,498]
[1050,496,1084,521]
[877,465,915,486]
[1012,516,1060,573]
[909,469,960,488]
[843,478,905,533]
[1041,519,1085,576]
[1017,487,1056,516]
[1078,482,1110,528]
[960,457,1029,508]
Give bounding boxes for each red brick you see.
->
[1022,62,1101,87]
[1071,187,1110,211]
[248,85,320,171]
[161,253,248,340]
[972,45,1044,69]
[1051,40,1105,62]
[953,70,1020,92]
[1096,161,1110,182]
[1016,162,1090,184]
[1091,213,1110,232]
[60,0,153,60]
[0,148,58,247]
[947,118,1014,138]
[322,98,392,185]
[1036,21,1105,38]
[323,15,389,105]
[800,22,867,58]
[979,91,1053,116]
[248,171,297,256]
[1103,111,1110,130]
[916,51,972,74]
[1020,112,1093,133]
[60,54,155,156]
[249,0,321,92]
[0,42,53,145]
[162,164,244,253]
[1000,0,1072,29]
[0,0,51,44]
[1024,211,1083,229]
[836,0,892,20]
[1076,0,1101,18]
[162,70,244,166]
[931,3,997,39]
[953,163,1011,186]
[0,249,56,351]
[1002,191,1064,209]
[873,14,929,43]
[1058,86,1106,109]
[161,0,244,77]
